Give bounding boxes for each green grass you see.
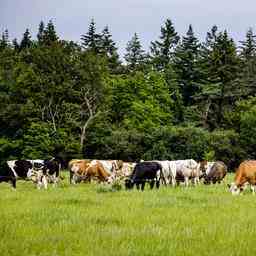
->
[0,173,255,256]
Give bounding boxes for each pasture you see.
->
[0,173,255,256]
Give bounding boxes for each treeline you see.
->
[1,19,256,170]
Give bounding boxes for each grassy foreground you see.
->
[0,173,255,256]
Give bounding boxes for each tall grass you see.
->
[0,174,255,256]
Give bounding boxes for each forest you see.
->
[1,18,256,170]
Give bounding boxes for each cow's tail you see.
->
[159,166,167,186]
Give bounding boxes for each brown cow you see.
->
[229,160,256,195]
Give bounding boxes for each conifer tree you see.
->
[150,19,180,70]
[99,26,120,71]
[0,30,9,51]
[174,25,201,105]
[81,19,101,53]
[12,38,19,51]
[124,33,145,71]
[20,29,32,50]
[238,28,256,96]
[239,28,256,60]
[37,21,45,44]
[42,20,58,45]
[196,28,240,128]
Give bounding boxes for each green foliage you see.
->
[1,19,256,168]
[22,122,80,159]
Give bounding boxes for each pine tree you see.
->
[81,19,101,53]
[239,28,256,60]
[124,33,145,71]
[196,28,240,128]
[20,29,32,50]
[0,30,9,51]
[150,19,180,70]
[42,20,58,46]
[174,25,201,105]
[99,26,120,71]
[37,21,45,44]
[12,38,19,51]
[238,28,256,96]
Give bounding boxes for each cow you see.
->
[4,158,62,189]
[203,161,227,185]
[229,160,256,195]
[125,161,165,191]
[68,159,91,184]
[154,161,177,186]
[69,160,111,183]
[174,159,201,186]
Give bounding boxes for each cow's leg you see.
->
[42,175,48,189]
[141,181,146,191]
[136,182,140,190]
[156,179,160,189]
[11,177,16,190]
[149,180,155,189]
[171,176,176,187]
[185,177,189,187]
[251,185,256,195]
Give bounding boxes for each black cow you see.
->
[125,161,165,191]
[204,161,227,185]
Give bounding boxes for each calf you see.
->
[125,161,164,191]
[229,160,256,195]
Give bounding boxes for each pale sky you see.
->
[1,0,255,57]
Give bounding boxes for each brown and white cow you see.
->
[229,160,256,195]
[69,160,112,184]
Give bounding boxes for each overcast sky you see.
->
[1,0,255,57]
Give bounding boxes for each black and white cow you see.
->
[3,158,62,189]
[125,161,165,191]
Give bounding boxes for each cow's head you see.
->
[228,183,243,195]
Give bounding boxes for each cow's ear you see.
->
[227,184,231,188]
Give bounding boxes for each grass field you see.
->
[0,173,256,256]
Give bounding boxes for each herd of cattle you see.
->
[1,157,256,195]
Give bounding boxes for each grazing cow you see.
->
[83,161,111,183]
[125,161,164,191]
[229,160,256,195]
[69,160,111,184]
[174,159,201,186]
[4,158,62,189]
[203,161,227,185]
[68,159,91,184]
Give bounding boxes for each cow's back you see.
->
[235,160,256,185]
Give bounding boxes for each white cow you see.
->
[174,159,200,186]
[155,161,177,186]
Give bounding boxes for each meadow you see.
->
[0,173,255,256]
